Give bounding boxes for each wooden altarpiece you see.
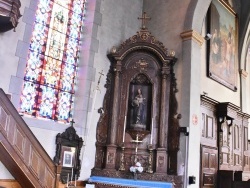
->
[92,26,181,184]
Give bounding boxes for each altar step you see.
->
[88,176,174,188]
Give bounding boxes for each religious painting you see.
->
[127,74,152,131]
[207,0,237,91]
[61,146,76,167]
[63,151,73,167]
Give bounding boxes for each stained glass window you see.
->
[20,0,86,123]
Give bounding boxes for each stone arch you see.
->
[239,22,250,112]
[184,0,212,33]
[240,23,250,71]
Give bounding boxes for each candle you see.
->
[122,116,127,142]
[67,173,69,187]
[75,174,76,187]
[135,147,138,153]
[71,168,73,182]
[150,118,153,144]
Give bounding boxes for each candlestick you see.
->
[122,116,126,142]
[71,168,73,182]
[146,145,153,173]
[67,173,69,187]
[119,144,125,171]
[150,118,153,144]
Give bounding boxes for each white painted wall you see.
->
[80,0,143,180]
[0,0,29,93]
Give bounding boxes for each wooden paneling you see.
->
[200,96,217,147]
[201,96,250,185]
[242,120,250,180]
[0,89,59,187]
[14,128,26,157]
[0,179,22,188]
[0,106,8,133]
[200,145,218,188]
[206,115,214,139]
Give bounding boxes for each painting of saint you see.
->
[208,0,237,90]
[63,151,73,167]
[132,88,146,126]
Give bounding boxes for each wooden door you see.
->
[200,145,218,188]
[200,96,218,187]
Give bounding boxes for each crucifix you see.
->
[96,70,104,91]
[70,119,75,127]
[138,12,151,29]
[131,134,143,162]
[83,69,105,153]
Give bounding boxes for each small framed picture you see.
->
[63,151,73,167]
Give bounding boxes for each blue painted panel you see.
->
[89,176,173,188]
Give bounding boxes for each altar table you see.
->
[88,176,173,188]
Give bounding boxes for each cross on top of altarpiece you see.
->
[138,11,151,29]
[70,119,75,127]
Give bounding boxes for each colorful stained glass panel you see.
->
[57,91,72,121]
[20,0,86,122]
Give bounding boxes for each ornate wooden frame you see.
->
[92,24,181,184]
[53,125,83,184]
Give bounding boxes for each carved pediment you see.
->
[109,28,176,62]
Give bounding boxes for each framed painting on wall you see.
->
[207,0,237,91]
[62,150,74,167]
[61,146,76,167]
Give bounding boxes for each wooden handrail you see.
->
[0,88,59,188]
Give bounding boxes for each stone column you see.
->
[180,30,204,186]
[240,69,248,112]
[105,61,121,169]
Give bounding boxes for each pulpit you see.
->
[0,0,22,32]
[91,12,182,187]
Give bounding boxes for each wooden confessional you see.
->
[91,21,182,186]
[200,96,250,188]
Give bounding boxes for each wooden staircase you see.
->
[0,88,61,188]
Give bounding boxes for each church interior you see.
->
[1,0,250,187]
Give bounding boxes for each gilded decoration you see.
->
[180,30,205,46]
[133,59,149,71]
